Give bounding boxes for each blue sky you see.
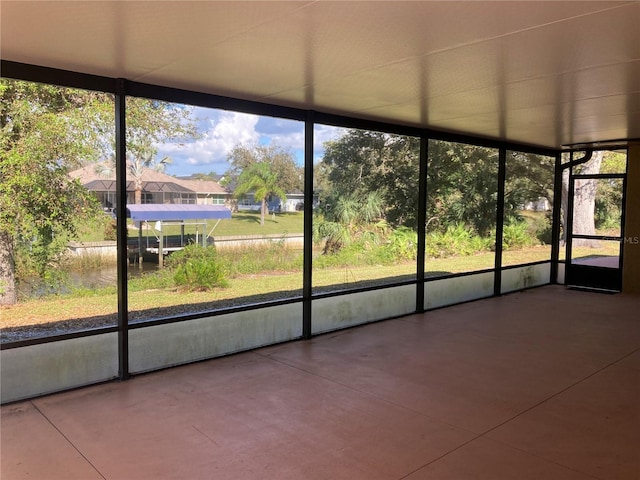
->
[158,107,343,177]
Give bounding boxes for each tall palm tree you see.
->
[233,162,287,226]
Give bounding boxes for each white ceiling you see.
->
[2,1,639,149]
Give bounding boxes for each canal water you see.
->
[18,263,160,299]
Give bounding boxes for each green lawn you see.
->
[6,212,621,335]
[212,212,304,236]
[4,245,553,330]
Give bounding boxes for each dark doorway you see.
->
[565,169,626,292]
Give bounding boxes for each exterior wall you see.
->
[196,193,228,205]
[623,143,640,293]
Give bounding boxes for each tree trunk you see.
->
[260,199,266,226]
[561,167,569,244]
[135,186,142,204]
[571,151,603,248]
[0,230,17,305]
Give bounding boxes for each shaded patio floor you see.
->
[2,285,639,479]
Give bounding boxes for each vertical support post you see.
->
[416,136,428,312]
[302,111,314,339]
[619,174,628,278]
[115,78,130,380]
[158,224,164,269]
[494,148,507,296]
[137,223,143,268]
[550,152,563,283]
[565,159,575,276]
[622,143,639,292]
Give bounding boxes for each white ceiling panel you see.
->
[1,0,638,149]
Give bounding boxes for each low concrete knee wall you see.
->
[425,272,494,310]
[0,333,118,404]
[130,303,303,374]
[501,263,550,294]
[312,285,416,334]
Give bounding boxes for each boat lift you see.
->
[126,204,232,267]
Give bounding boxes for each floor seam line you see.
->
[259,346,639,480]
[399,346,640,478]
[257,352,474,433]
[483,437,607,480]
[32,402,107,480]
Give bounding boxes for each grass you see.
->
[213,212,303,236]
[3,244,553,329]
[5,215,621,333]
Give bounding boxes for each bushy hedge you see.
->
[165,244,228,291]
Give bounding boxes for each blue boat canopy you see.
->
[126,204,232,221]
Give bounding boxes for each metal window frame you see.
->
[1,60,564,381]
[563,150,629,292]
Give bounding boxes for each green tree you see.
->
[504,151,555,219]
[95,150,172,204]
[94,96,197,204]
[319,132,501,235]
[595,151,625,231]
[319,133,557,241]
[0,80,108,305]
[427,140,499,237]
[233,161,287,226]
[319,130,419,227]
[227,144,303,194]
[0,79,198,304]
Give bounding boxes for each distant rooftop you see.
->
[70,164,228,195]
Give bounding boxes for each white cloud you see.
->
[159,108,347,175]
[314,124,344,151]
[160,110,260,174]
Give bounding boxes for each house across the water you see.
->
[70,165,309,213]
[69,165,230,210]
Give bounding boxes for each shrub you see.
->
[166,244,228,291]
[535,212,553,244]
[103,218,117,241]
[426,224,491,258]
[518,211,552,245]
[501,221,537,250]
[128,269,175,292]
[386,227,418,261]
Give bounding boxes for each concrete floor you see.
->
[2,285,639,480]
